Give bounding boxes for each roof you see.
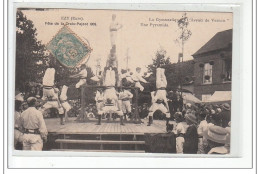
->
[182,92,201,104]
[205,91,231,103]
[193,29,232,56]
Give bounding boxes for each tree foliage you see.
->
[15,10,95,92]
[146,48,176,90]
[177,12,192,43]
[147,48,171,74]
[16,10,49,91]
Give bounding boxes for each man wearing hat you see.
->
[183,113,198,154]
[203,125,230,154]
[20,97,48,151]
[219,103,231,128]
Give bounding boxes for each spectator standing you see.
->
[183,113,198,154]
[197,112,208,154]
[173,112,186,154]
[219,103,231,128]
[203,125,230,154]
[20,97,48,151]
[14,100,23,150]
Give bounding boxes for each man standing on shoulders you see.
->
[20,97,48,151]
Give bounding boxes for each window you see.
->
[222,59,232,82]
[203,63,212,84]
[202,94,212,102]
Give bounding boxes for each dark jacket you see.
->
[219,110,231,128]
[183,125,198,154]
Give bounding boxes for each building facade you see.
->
[192,29,232,101]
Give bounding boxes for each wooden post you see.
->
[79,85,88,122]
[134,88,142,124]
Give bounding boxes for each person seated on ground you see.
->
[173,112,186,154]
[70,64,88,89]
[203,125,230,154]
[183,113,198,154]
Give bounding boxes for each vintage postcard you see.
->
[14,8,232,154]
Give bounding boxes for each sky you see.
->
[21,9,233,74]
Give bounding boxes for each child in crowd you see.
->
[173,112,186,154]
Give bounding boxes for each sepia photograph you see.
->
[13,8,233,155]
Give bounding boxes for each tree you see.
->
[147,48,171,75]
[146,48,172,90]
[15,10,95,92]
[16,10,49,91]
[176,12,192,94]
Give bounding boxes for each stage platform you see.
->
[44,117,186,152]
[45,117,171,135]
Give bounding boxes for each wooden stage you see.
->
[43,118,187,152]
[45,117,170,135]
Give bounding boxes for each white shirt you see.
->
[14,111,22,128]
[95,91,104,101]
[15,93,24,102]
[208,146,229,154]
[43,68,55,86]
[20,107,48,138]
[132,72,147,83]
[173,122,186,135]
[60,85,68,101]
[119,90,133,100]
[197,120,208,136]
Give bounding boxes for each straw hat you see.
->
[203,125,230,144]
[185,113,197,124]
[222,103,230,111]
[27,97,37,103]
